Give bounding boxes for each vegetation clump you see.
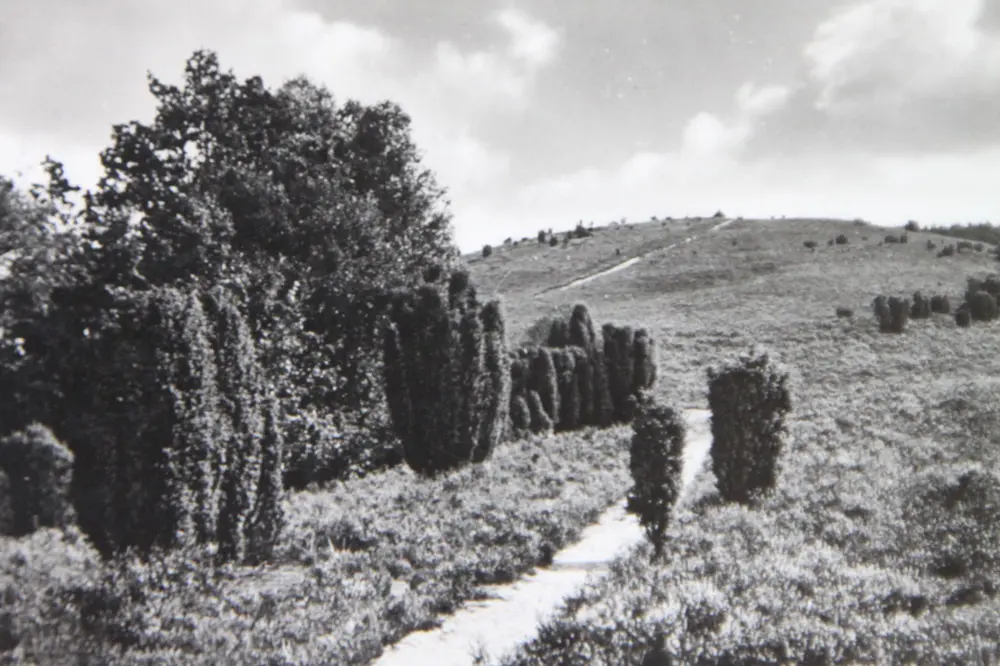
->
[383,269,510,475]
[706,349,791,505]
[627,396,685,559]
[0,424,75,536]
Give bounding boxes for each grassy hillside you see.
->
[3,215,1000,664]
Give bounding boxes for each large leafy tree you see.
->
[84,49,458,427]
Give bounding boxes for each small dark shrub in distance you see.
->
[482,244,493,258]
[938,244,956,258]
[885,296,910,333]
[872,295,889,323]
[803,240,817,250]
[0,424,74,536]
[627,395,685,560]
[930,294,951,314]
[900,233,909,244]
[967,290,998,322]
[956,304,972,328]
[707,348,792,505]
[885,234,900,244]
[713,210,726,219]
[835,307,853,318]
[549,236,559,247]
[537,230,547,244]
[905,220,920,232]
[910,291,931,319]
[926,239,937,251]
[835,234,848,245]
[827,239,834,247]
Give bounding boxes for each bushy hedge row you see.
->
[11,286,287,562]
[505,305,658,438]
[0,424,74,536]
[382,269,510,476]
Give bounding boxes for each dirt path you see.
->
[372,408,713,666]
[548,218,735,294]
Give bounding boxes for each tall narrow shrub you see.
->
[552,349,581,432]
[627,398,685,560]
[383,270,509,475]
[473,300,511,462]
[911,291,931,319]
[568,304,612,426]
[526,390,554,434]
[203,287,264,563]
[528,347,559,429]
[246,393,285,564]
[0,424,75,536]
[707,348,791,505]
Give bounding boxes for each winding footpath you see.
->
[549,217,737,294]
[373,408,713,666]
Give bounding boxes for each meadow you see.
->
[3,214,1000,665]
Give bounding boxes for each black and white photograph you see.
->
[1,1,999,663]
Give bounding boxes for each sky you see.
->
[1,0,998,251]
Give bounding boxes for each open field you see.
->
[3,215,1000,664]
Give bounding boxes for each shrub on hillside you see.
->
[627,396,685,560]
[552,348,582,432]
[803,240,817,250]
[885,234,900,244]
[0,424,74,536]
[872,295,889,323]
[569,305,613,427]
[905,220,920,232]
[707,349,791,505]
[382,270,510,476]
[526,390,554,435]
[573,222,592,239]
[956,304,972,328]
[900,233,909,244]
[482,244,492,258]
[930,294,951,314]
[926,239,937,251]
[938,245,955,257]
[603,324,658,423]
[537,230,547,244]
[966,290,998,322]
[835,307,853,318]
[713,211,726,219]
[549,236,559,247]
[957,240,974,253]
[835,234,848,245]
[910,291,931,319]
[885,296,910,333]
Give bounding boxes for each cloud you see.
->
[752,0,1000,155]
[0,1,556,204]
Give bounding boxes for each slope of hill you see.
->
[4,216,1000,665]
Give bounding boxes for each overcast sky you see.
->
[1,0,998,250]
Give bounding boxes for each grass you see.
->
[4,214,1000,664]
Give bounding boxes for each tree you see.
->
[84,49,458,442]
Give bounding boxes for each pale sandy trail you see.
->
[552,217,736,294]
[372,408,713,666]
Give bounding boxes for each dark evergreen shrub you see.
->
[474,300,512,461]
[910,292,931,319]
[836,307,853,318]
[528,348,560,429]
[0,424,75,536]
[956,304,972,328]
[632,329,658,397]
[900,233,909,244]
[552,349,581,432]
[202,287,265,562]
[930,295,951,314]
[627,397,685,560]
[967,290,998,322]
[885,296,910,333]
[835,234,848,245]
[568,304,612,427]
[549,236,559,247]
[383,270,509,475]
[510,394,531,438]
[803,240,817,250]
[927,240,937,251]
[707,349,792,505]
[482,244,493,258]
[938,245,956,257]
[526,390,553,434]
[0,470,12,535]
[885,234,900,244]
[872,295,889,323]
[547,319,571,348]
[246,393,285,564]
[603,324,636,423]
[905,220,920,232]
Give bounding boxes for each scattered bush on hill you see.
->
[707,349,791,505]
[835,234,848,245]
[482,244,493,258]
[835,307,853,318]
[956,303,972,328]
[627,396,685,560]
[930,294,951,314]
[0,424,74,536]
[938,244,956,257]
[803,240,817,250]
[910,292,931,319]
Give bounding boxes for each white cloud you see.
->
[496,8,561,68]
[797,0,1000,142]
